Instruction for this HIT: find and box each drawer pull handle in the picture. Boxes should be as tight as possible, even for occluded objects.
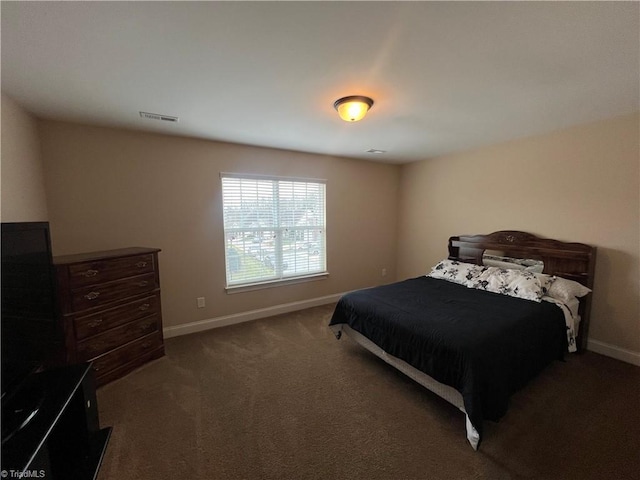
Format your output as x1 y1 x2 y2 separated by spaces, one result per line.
142 341 153 348
86 341 108 353
84 291 100 300
88 318 103 328
139 321 153 331
83 269 99 277
136 261 147 268
137 281 149 287
139 303 151 311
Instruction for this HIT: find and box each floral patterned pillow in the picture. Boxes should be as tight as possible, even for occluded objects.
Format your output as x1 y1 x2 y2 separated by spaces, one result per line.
427 259 481 286
428 260 557 303
534 273 556 298
467 266 548 302
482 254 545 273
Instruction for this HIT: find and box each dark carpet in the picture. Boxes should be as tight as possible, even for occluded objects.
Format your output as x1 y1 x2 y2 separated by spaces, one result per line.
96 304 640 480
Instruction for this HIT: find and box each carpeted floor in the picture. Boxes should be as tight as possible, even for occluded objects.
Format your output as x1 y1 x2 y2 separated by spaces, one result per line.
96 304 640 480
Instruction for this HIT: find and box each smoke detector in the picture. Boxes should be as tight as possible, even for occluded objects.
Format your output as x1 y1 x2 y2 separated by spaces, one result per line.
139 111 179 123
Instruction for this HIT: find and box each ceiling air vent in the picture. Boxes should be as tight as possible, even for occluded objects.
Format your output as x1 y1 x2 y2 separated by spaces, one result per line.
139 111 179 123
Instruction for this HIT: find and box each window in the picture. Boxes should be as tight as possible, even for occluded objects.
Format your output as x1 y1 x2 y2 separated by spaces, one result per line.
221 173 327 288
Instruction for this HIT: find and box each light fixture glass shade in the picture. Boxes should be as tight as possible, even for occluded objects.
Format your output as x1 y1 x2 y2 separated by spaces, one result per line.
334 96 374 122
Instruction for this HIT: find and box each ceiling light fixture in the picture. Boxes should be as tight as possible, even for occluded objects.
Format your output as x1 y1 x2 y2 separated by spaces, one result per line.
333 95 374 122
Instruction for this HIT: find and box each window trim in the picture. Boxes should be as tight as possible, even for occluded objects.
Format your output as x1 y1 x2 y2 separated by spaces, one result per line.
220 172 328 290
220 172 327 185
225 272 329 294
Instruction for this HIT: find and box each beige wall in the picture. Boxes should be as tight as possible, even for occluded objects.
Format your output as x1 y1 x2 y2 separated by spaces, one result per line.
397 113 640 355
10 102 638 360
39 121 400 328
1 94 49 221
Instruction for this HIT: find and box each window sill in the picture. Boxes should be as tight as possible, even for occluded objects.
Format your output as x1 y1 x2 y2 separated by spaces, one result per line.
225 272 329 294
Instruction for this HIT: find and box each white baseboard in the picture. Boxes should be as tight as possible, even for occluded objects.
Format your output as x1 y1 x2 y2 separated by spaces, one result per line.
163 292 343 339
587 339 640 366
164 295 640 368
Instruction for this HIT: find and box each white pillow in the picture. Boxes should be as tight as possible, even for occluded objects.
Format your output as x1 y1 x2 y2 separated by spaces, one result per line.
467 266 546 302
546 277 591 318
547 276 591 300
427 259 480 286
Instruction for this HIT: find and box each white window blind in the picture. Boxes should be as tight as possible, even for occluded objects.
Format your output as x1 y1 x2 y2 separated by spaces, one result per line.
221 174 327 288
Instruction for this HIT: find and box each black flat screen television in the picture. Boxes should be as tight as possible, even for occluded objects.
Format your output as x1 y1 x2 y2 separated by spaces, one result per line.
1 222 60 442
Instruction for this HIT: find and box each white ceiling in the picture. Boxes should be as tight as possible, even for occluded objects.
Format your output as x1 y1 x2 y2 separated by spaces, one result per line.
2 1 638 164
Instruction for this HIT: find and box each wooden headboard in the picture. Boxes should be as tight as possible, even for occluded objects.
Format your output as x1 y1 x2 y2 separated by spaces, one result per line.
448 230 596 352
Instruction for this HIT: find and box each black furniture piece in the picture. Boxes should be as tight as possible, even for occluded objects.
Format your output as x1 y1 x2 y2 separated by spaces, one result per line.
1 222 60 397
1 363 111 479
2 222 111 479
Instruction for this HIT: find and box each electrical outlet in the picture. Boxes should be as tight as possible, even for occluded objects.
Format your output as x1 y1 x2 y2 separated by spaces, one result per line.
381 268 387 277
197 297 205 308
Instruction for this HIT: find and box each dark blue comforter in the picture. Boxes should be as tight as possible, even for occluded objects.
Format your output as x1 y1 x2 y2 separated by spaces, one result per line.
329 276 567 443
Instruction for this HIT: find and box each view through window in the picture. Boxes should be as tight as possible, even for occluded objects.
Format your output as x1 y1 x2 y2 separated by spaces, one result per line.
221 174 326 288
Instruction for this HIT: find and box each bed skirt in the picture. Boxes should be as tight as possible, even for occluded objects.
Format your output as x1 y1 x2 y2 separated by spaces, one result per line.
330 323 480 450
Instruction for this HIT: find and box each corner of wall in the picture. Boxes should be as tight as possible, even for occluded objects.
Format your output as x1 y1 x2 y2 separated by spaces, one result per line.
1 93 49 222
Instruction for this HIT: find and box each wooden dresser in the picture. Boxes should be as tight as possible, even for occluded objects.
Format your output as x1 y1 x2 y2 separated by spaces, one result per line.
54 247 165 386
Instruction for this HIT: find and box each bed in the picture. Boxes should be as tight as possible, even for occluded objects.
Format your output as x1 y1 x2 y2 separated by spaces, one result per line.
329 231 596 449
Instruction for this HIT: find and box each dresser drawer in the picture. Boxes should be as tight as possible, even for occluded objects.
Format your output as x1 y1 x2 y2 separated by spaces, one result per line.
92 331 163 377
74 294 160 340
68 253 155 288
71 273 157 312
94 344 164 387
77 314 160 361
